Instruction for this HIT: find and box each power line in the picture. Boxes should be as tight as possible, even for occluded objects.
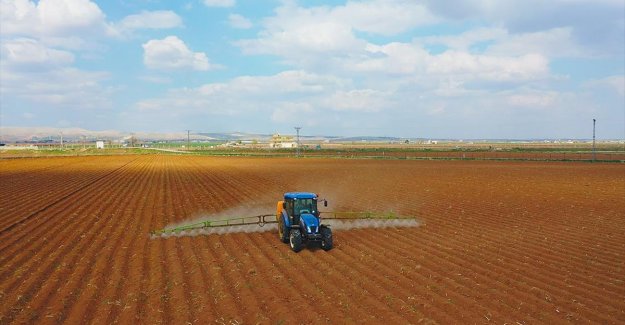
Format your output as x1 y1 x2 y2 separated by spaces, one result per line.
294 127 301 158
592 119 596 162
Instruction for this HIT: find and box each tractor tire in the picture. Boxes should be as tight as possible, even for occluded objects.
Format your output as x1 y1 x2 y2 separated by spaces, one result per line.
289 229 303 252
320 227 333 251
278 217 289 243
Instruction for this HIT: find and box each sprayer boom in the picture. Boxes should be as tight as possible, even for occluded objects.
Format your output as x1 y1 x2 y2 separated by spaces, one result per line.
151 214 275 236
150 211 411 236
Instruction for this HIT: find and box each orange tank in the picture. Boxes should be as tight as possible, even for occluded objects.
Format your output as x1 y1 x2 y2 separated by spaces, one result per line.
276 200 284 222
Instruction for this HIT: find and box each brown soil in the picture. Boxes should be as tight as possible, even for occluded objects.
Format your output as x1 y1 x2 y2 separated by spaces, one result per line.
0 156 623 324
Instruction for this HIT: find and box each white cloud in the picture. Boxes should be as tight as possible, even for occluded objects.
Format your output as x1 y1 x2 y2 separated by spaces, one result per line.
0 0 108 38
142 36 214 71
114 10 183 33
239 20 365 59
351 42 429 74
324 89 390 112
421 26 589 58
426 52 549 81
1 38 74 68
422 0 624 58
555 0 623 4
238 1 553 86
430 77 472 97
422 27 507 51
228 14 252 29
0 2 113 113
486 27 588 58
0 38 111 110
423 0 624 21
0 0 113 53
1 2 183 46
585 76 625 96
203 0 235 7
237 0 436 60
131 75 618 138
332 0 437 35
226 71 348 95
132 70 397 134
271 102 315 123
2 66 110 107
604 76 625 97
134 70 380 115
232 1 560 132
507 91 559 108
348 41 550 84
138 75 172 84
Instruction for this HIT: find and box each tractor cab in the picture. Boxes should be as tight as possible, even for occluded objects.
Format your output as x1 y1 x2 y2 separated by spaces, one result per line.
284 192 320 222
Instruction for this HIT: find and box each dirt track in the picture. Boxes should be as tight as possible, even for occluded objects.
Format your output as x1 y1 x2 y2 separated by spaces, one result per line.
0 155 623 324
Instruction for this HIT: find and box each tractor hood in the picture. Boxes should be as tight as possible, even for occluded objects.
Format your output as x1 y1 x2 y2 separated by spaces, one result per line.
300 213 320 233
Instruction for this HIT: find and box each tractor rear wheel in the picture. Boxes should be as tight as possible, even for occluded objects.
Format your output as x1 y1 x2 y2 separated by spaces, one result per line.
289 229 303 252
278 217 289 243
320 227 333 251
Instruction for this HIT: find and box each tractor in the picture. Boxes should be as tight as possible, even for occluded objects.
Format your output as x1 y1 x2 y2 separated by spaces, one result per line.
276 192 332 252
151 192 413 253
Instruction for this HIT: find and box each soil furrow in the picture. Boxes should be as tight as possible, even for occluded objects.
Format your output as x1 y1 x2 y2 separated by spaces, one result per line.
23 158 153 324
0 157 140 285
62 157 160 324
343 228 548 323
0 157 143 323
385 227 621 323
322 230 467 323
238 232 321 323
0 156 137 255
0 161 136 269
99 157 161 324
415 211 625 304
0 157 138 236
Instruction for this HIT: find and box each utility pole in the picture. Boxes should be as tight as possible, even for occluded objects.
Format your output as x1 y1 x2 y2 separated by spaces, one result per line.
186 129 191 149
294 127 301 157
60 132 63 149
592 118 596 162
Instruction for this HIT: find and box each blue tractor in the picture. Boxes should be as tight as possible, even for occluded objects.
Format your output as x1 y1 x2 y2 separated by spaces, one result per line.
276 192 332 252
151 192 413 252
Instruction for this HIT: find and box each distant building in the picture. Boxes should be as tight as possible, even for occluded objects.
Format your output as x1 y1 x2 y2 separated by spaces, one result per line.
96 140 105 149
270 133 297 148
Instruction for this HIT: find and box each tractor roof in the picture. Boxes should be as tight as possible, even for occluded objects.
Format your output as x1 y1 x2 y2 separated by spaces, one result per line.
284 192 317 200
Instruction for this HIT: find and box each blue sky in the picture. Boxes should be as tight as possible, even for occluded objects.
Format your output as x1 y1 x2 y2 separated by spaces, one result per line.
1 0 624 138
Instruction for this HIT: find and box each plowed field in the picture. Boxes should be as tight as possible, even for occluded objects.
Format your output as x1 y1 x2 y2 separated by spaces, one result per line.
1 155 623 324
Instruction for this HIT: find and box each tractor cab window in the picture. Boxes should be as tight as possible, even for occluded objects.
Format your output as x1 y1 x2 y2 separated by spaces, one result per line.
293 198 317 216
285 200 294 217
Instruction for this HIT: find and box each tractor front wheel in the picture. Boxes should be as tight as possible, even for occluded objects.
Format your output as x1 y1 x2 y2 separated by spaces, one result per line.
321 227 333 251
289 229 303 252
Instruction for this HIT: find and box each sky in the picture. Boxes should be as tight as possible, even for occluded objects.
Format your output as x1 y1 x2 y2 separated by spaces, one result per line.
1 0 624 139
